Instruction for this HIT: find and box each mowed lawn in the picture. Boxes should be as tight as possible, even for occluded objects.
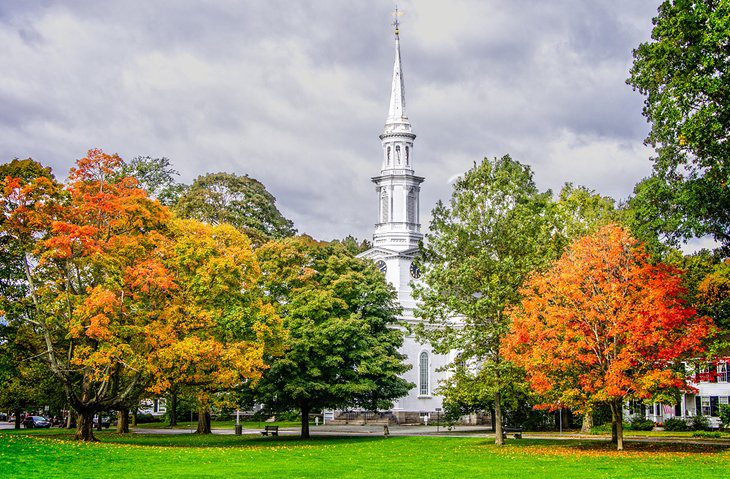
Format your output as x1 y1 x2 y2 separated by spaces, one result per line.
1 429 729 479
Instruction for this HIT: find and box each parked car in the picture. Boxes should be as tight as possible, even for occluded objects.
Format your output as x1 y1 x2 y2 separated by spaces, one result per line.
22 416 51 428
93 415 111 429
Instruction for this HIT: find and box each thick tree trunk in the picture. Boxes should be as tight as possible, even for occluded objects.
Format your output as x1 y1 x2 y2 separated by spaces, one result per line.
14 407 21 430
117 409 129 433
75 411 97 442
66 411 73 429
300 405 310 439
580 411 593 434
196 408 211 434
169 392 177 427
610 400 624 451
494 391 504 446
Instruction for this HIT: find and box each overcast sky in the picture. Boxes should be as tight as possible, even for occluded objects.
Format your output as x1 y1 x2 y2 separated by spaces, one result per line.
1 0 664 242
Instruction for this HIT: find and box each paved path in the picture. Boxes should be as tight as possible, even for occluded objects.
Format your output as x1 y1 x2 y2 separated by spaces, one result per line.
128 424 730 446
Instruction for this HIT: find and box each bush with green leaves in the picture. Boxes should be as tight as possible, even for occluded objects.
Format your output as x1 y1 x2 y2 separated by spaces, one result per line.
627 415 655 431
662 417 689 432
690 414 710 431
692 431 721 438
719 404 730 430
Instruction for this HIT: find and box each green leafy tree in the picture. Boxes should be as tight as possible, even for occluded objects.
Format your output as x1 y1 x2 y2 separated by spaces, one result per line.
120 156 187 206
627 0 730 251
413 155 558 445
251 236 412 438
174 172 295 247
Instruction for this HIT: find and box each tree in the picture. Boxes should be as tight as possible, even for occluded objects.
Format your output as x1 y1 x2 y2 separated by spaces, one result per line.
697 259 730 354
1 150 281 441
413 155 558 445
174 172 295 247
119 156 187 206
0 150 174 440
627 0 730 251
251 236 412 438
147 218 284 434
504 224 712 450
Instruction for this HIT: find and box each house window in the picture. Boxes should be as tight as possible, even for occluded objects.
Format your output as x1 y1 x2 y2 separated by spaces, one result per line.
701 397 711 416
419 351 429 396
718 363 728 383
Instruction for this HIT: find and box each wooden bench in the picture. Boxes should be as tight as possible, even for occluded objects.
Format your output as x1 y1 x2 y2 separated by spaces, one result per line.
261 425 279 436
501 426 523 439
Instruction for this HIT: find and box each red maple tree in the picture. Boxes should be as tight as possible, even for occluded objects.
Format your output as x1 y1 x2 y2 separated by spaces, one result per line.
504 224 712 450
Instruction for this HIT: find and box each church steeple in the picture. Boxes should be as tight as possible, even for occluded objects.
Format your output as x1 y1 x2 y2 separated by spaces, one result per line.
371 14 424 252
385 17 411 134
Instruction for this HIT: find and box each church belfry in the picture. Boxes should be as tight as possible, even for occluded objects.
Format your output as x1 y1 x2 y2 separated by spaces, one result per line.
373 17 424 252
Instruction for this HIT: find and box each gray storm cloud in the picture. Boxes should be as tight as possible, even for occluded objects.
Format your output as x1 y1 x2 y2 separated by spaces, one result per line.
0 0 659 241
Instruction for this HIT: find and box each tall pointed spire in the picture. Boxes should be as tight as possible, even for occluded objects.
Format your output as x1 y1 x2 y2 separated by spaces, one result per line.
384 6 411 134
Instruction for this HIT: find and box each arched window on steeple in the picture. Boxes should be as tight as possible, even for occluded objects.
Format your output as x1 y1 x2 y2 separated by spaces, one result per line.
387 146 391 165
405 146 410 165
395 145 401 164
419 351 429 396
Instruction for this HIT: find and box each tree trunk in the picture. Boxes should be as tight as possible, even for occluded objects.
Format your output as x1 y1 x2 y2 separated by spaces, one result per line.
169 392 177 427
75 410 97 442
300 405 310 439
580 411 593 434
489 408 496 432
610 400 624 451
66 411 73 429
131 407 137 427
96 413 103 431
117 409 129 433
494 391 504 446
196 408 211 434
14 407 21 430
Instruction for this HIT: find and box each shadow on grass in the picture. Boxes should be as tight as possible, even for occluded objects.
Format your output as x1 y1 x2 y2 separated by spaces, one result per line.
1 428 390 449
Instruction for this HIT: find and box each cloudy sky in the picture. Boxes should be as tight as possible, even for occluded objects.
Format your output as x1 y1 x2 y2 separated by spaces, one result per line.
1 0 663 242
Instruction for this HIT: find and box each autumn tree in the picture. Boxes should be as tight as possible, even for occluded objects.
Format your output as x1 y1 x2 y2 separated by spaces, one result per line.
174 172 295 247
504 224 712 450
251 236 411 438
147 219 283 434
698 259 730 354
414 156 558 445
627 0 730 251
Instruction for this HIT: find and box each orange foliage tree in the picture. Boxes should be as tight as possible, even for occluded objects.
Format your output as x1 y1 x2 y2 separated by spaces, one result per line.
0 149 281 440
147 218 283 433
504 224 712 450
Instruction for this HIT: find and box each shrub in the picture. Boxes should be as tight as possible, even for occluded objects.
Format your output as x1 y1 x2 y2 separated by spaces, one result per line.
690 414 710 431
135 413 160 424
692 430 721 438
627 415 655 431
663 417 690 431
719 404 730 430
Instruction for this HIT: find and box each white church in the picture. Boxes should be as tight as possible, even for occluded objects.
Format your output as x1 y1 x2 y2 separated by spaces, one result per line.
356 21 455 424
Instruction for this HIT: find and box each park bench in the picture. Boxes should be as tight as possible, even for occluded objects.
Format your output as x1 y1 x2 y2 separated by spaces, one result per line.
261 425 279 436
501 426 523 439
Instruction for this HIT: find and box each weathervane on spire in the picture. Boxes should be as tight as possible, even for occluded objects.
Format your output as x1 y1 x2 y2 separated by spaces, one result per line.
392 5 404 36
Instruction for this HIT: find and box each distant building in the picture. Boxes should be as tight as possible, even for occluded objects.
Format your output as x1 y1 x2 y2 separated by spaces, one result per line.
627 360 729 428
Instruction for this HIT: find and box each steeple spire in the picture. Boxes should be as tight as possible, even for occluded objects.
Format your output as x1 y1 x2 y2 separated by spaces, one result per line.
385 6 410 133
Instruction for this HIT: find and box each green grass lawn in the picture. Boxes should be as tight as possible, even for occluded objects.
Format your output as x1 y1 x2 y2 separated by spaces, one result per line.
1 429 729 479
134 419 304 430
